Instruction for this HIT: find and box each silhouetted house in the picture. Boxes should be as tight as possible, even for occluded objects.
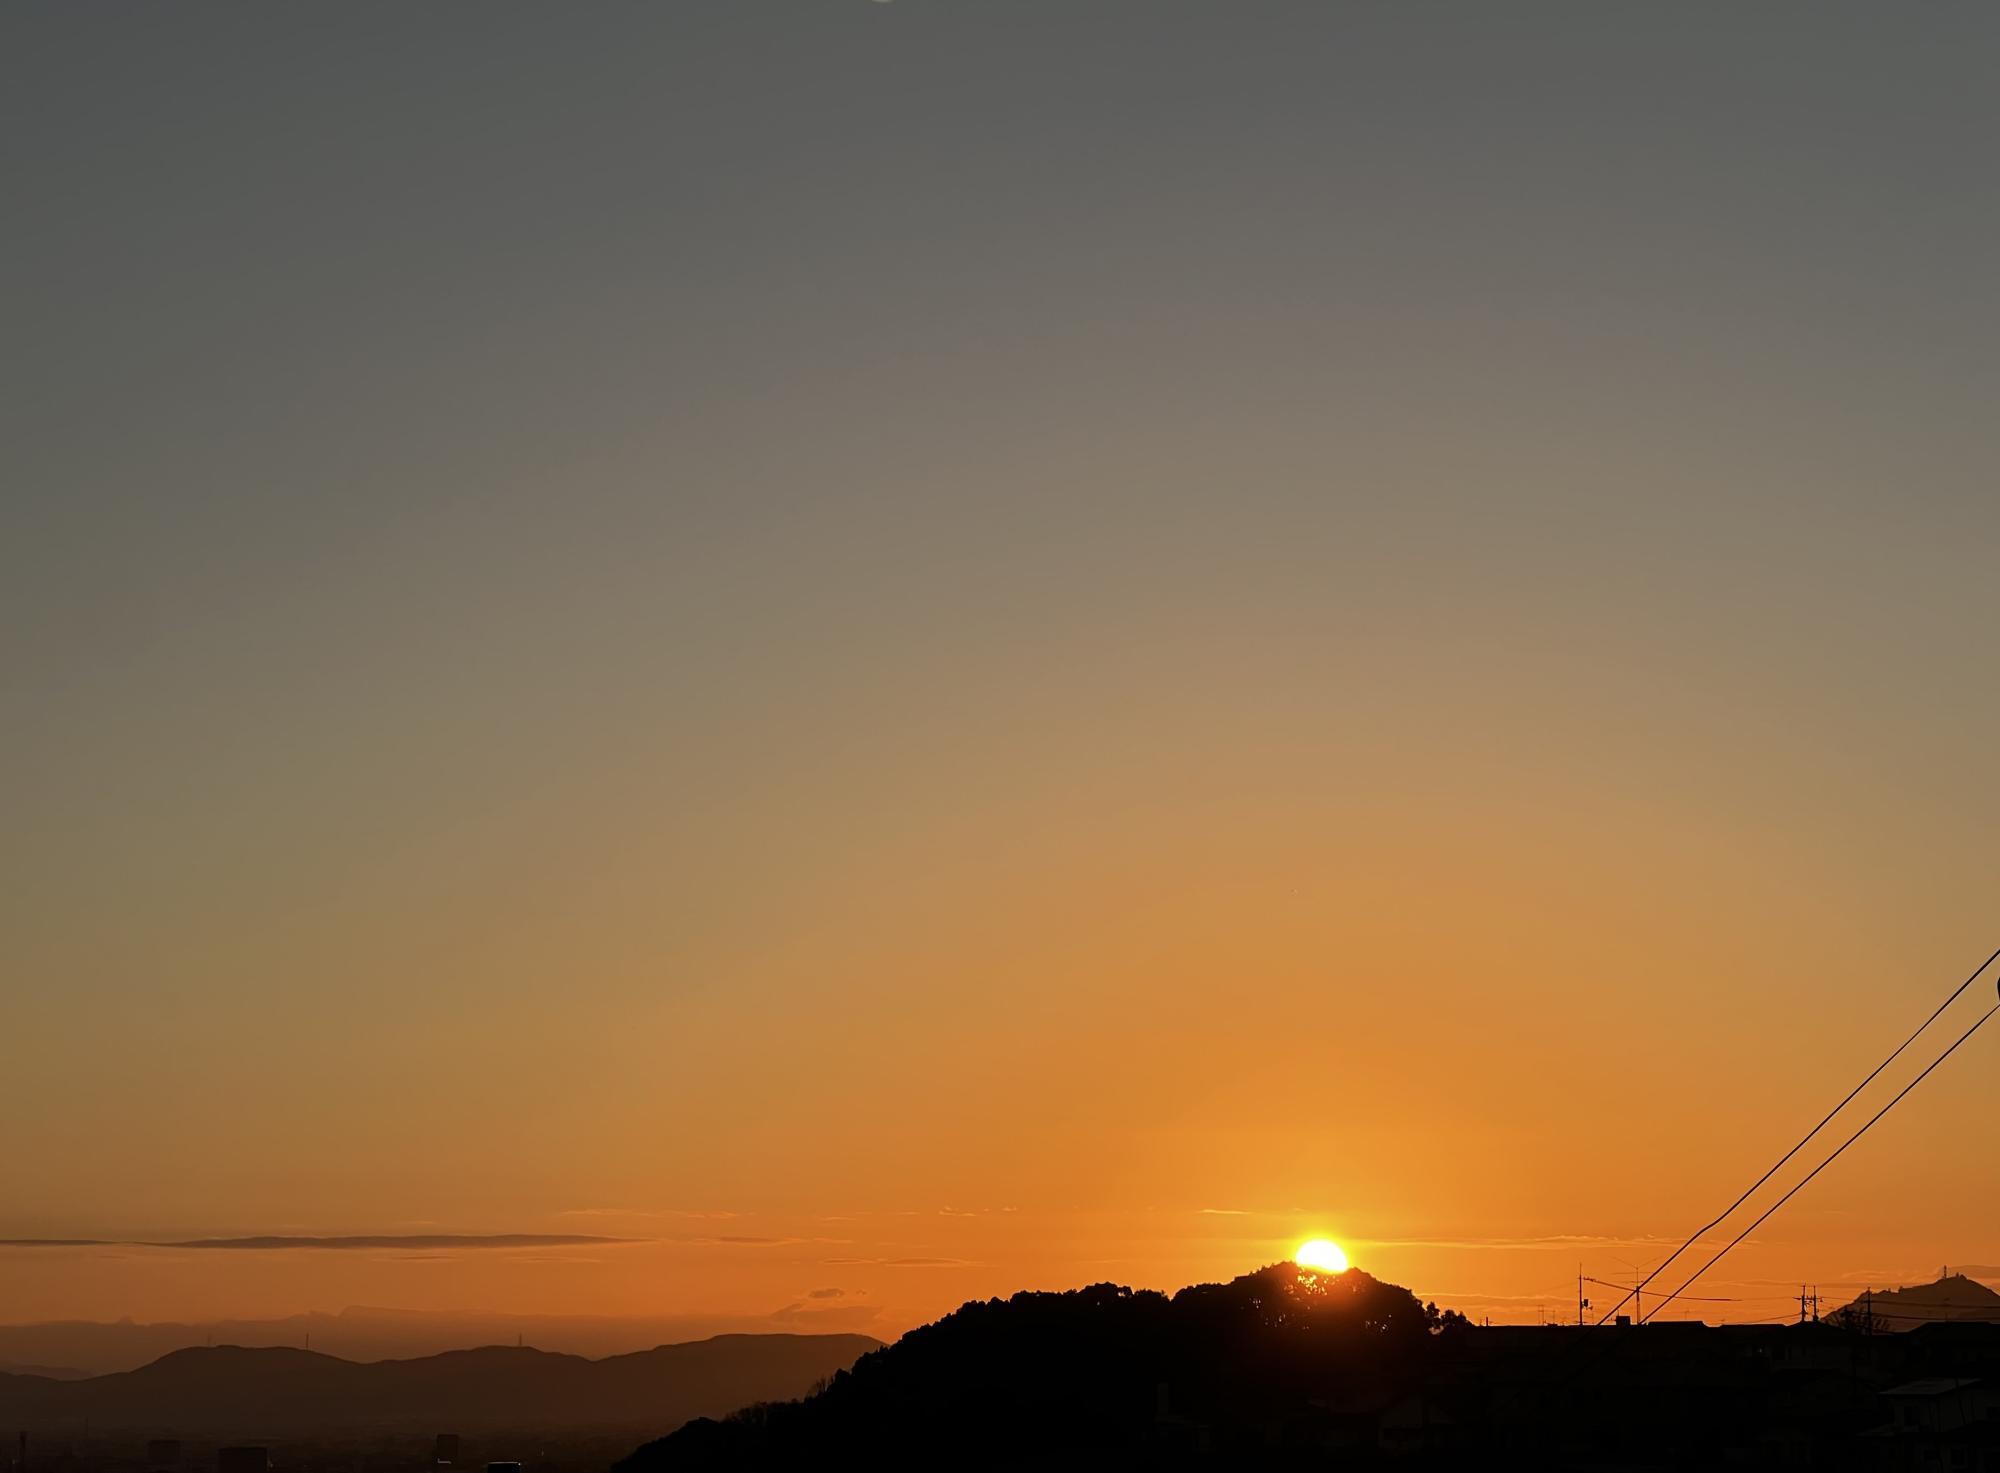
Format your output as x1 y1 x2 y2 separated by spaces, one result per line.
145 1440 182 1470
1301 1388 1384 1455
215 1449 267 1473
1871 1378 2000 1472
1150 1381 1211 1452
1884 1376 1994 1433
1376 1391 1459 1457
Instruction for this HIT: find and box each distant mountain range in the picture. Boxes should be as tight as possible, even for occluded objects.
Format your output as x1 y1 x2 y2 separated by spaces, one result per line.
0 1335 879 1436
1827 1273 2000 1330
0 1306 877 1377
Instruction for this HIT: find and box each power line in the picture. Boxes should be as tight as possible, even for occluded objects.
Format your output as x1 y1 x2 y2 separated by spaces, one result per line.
1578 1275 1761 1304
1641 999 2000 1324
1592 944 2000 1328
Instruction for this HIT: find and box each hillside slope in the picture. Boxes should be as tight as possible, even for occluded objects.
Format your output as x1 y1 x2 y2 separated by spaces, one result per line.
618 1264 1463 1467
1827 1273 2000 1330
0 1333 879 1435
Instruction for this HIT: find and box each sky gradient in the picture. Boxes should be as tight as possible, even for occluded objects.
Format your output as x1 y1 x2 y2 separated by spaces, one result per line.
6 1 2000 1338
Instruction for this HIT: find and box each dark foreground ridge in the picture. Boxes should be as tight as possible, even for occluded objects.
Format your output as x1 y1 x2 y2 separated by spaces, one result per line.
0 1333 879 1435
618 1264 2000 1470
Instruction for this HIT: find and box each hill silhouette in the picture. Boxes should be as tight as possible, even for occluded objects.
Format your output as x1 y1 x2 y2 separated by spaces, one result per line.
0 1334 878 1435
616 1265 2000 1469
0 1306 877 1376
1826 1271 2000 1330
617 1263 1467 1468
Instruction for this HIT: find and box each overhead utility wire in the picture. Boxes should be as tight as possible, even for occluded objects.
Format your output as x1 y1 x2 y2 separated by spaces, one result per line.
1578 1275 1749 1304
1640 997 2000 1324
1592 944 2000 1327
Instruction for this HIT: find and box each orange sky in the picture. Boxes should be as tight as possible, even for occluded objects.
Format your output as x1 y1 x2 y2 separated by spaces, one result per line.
7 3 2000 1340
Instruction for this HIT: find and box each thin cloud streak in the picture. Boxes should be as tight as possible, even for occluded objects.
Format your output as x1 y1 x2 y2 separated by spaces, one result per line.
0 1235 639 1251
1355 1234 1739 1252
557 1208 743 1221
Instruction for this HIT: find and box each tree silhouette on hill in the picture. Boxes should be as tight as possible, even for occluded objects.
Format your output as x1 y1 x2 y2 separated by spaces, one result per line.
616 1263 1469 1468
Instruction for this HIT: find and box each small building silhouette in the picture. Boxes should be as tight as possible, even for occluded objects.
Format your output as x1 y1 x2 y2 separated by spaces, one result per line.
1883 1376 1992 1435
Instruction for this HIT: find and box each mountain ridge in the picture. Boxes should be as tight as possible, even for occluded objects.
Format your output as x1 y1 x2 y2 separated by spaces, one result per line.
0 1306 876 1375
0 1333 880 1435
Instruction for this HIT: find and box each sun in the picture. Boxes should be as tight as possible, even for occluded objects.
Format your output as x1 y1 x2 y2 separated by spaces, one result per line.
1294 1238 1349 1274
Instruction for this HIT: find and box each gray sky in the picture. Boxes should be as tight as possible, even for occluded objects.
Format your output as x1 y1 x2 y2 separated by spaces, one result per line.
6 3 2000 1326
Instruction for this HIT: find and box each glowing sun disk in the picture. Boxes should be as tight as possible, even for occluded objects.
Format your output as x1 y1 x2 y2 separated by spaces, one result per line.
1295 1238 1349 1273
